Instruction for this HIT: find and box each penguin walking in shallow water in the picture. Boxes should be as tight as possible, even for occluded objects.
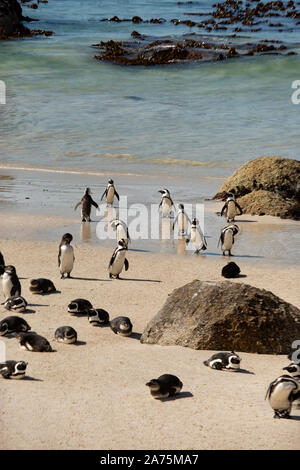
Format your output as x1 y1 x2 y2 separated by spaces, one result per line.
173 204 191 236
146 374 183 399
55 326 77 344
203 352 241 371
0 316 31 336
189 218 207 254
30 278 56 294
110 219 130 247
158 189 175 218
110 316 133 336
221 193 243 222
4 296 28 313
219 223 240 256
0 361 28 379
108 239 129 279
16 332 53 352
265 374 300 419
0 251 5 276
58 233 75 279
101 179 119 206
74 187 99 222
2 265 21 300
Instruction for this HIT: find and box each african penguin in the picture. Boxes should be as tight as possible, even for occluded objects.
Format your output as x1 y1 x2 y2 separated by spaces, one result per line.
68 298 93 315
30 278 57 294
203 352 241 371
110 219 130 247
221 261 241 278
283 363 300 409
158 189 175 218
55 326 77 344
2 265 21 300
108 239 129 279
146 374 183 399
88 308 110 326
0 316 31 336
16 332 53 352
0 251 5 276
190 218 207 254
58 233 75 279
221 193 243 222
219 224 240 256
0 360 28 379
265 375 300 419
4 296 28 313
173 204 190 236
110 316 133 337
74 187 99 222
101 179 120 206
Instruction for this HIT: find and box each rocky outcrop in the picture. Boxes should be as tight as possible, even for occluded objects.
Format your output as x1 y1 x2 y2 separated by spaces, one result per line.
213 156 300 220
140 280 300 354
0 0 30 38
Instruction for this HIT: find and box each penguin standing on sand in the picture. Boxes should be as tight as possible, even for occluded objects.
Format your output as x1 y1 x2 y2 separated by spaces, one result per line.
2 266 21 300
0 361 28 379
0 251 5 276
203 352 241 371
158 189 175 218
108 239 129 279
101 179 119 206
58 233 75 279
110 316 133 336
221 193 243 222
16 332 53 352
173 204 191 236
219 224 240 256
74 187 99 222
283 363 300 409
189 218 207 254
146 374 183 399
265 374 300 419
110 219 130 247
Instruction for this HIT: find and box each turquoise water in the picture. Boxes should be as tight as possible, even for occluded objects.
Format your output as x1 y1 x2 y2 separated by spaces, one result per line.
0 0 300 180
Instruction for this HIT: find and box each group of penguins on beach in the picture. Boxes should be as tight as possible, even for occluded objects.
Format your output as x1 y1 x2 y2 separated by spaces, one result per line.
1 179 300 420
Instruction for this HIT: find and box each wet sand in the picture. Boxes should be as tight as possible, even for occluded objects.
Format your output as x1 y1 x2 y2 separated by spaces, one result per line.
1 214 300 450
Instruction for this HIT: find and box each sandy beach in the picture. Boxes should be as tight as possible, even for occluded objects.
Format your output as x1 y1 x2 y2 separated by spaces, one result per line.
1 212 300 450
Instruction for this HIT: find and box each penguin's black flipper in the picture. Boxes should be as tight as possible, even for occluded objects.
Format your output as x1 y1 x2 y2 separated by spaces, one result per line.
124 258 129 271
220 202 227 217
114 190 120 201
74 201 82 211
0 370 10 379
235 202 243 215
101 189 107 201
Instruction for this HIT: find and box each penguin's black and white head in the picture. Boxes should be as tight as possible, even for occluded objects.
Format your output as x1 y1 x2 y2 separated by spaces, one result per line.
146 379 160 391
158 189 170 197
178 203 184 211
228 352 241 369
283 362 300 377
108 179 114 185
0 322 8 335
4 265 16 276
85 187 91 195
192 218 197 227
117 239 127 250
61 233 73 244
15 361 27 372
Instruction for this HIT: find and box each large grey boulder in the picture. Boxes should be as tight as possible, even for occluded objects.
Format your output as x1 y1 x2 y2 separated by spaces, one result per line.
140 280 300 354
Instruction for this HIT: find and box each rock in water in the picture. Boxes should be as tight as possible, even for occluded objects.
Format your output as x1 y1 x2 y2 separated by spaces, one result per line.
222 262 240 278
0 0 30 38
140 280 300 354
213 156 300 220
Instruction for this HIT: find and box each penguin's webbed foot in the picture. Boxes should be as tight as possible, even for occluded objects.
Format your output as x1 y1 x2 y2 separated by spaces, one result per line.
60 275 65 279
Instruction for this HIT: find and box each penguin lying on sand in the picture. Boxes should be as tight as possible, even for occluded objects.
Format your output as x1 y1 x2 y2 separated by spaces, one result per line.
203 352 241 371
2 265 21 300
68 298 93 315
265 374 300 419
4 296 28 313
0 361 28 379
88 309 110 326
110 316 132 337
30 278 56 294
108 239 129 279
221 262 241 278
58 233 75 279
16 332 53 352
55 326 77 344
0 316 31 336
74 187 99 222
146 374 183 399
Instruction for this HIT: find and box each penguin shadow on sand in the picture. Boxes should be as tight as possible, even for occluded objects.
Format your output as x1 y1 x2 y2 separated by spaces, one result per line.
158 391 194 402
118 277 161 283
127 332 142 341
23 376 43 382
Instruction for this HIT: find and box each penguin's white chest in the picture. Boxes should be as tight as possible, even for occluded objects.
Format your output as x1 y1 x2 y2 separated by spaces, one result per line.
60 245 74 274
191 227 201 248
110 250 126 275
162 198 172 217
227 201 236 219
116 225 128 244
222 230 233 251
106 186 115 204
177 212 187 234
269 382 296 410
2 273 13 299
